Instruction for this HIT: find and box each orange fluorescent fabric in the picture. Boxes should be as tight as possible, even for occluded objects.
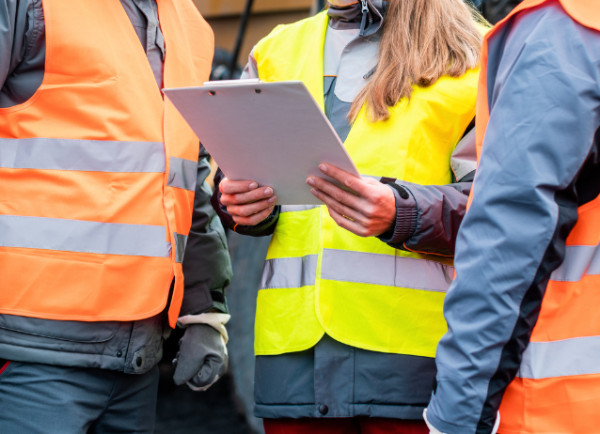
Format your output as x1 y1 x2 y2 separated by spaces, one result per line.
500 374 600 434
0 0 214 327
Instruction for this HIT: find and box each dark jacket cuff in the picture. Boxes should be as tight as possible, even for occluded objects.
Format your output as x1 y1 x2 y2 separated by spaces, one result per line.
377 183 418 245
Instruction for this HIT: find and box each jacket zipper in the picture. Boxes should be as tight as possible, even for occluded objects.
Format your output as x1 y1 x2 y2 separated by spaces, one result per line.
359 0 369 36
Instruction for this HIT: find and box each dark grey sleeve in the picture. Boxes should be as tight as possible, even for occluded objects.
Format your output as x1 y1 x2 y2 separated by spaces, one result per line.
0 0 22 88
180 146 233 316
379 130 476 257
426 5 600 434
0 0 45 108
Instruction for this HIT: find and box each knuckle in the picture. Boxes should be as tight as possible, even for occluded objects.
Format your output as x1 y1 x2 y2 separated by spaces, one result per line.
359 216 371 228
333 192 344 202
363 206 375 218
372 191 384 203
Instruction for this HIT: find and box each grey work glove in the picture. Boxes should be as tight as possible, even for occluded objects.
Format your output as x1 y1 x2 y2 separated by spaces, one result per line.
172 323 228 391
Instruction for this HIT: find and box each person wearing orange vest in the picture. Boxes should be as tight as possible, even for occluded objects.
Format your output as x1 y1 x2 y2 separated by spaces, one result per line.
0 1 232 433
424 1 600 433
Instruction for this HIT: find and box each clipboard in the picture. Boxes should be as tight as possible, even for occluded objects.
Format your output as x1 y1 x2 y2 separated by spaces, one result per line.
164 80 360 205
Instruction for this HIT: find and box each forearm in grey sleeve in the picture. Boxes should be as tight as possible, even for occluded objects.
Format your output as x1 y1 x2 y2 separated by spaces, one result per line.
180 146 233 315
426 6 600 434
379 130 477 256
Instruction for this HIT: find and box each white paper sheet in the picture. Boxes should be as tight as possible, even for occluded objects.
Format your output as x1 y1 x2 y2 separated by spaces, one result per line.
164 80 360 205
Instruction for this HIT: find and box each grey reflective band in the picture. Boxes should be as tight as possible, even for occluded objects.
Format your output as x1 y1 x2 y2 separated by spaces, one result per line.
321 249 453 292
260 255 318 289
174 232 188 263
259 250 453 292
0 215 171 257
280 205 320 213
551 244 600 282
0 138 165 173
168 157 197 192
518 335 600 379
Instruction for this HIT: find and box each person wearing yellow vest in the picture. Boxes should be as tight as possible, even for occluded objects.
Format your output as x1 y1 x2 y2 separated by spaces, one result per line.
213 0 486 432
0 1 232 432
424 1 600 433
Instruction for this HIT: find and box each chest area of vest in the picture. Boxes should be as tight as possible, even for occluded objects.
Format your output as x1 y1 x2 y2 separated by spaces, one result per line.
39 1 200 111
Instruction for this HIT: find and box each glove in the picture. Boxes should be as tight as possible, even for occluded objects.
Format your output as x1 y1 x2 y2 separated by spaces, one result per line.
423 409 500 434
172 322 228 391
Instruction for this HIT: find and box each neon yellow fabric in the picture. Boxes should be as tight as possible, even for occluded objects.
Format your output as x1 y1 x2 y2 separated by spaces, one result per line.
253 11 479 356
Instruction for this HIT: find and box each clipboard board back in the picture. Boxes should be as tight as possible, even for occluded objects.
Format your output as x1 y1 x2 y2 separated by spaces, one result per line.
164 80 360 205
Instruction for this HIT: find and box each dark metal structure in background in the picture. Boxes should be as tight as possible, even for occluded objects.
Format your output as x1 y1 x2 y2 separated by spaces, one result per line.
229 0 256 79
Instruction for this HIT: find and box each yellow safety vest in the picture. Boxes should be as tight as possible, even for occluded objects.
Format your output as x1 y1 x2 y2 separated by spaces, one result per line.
253 11 479 357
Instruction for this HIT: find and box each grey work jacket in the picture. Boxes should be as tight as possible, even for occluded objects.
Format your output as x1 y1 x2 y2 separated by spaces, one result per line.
427 4 600 433
0 0 232 374
213 0 478 419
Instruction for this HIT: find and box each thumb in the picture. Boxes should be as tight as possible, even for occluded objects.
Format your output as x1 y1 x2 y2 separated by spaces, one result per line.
187 355 227 391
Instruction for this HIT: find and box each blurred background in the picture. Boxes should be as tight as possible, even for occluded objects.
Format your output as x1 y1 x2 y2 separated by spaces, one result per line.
154 1 523 433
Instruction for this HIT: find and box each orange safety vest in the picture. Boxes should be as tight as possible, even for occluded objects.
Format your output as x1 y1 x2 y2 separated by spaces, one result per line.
476 1 600 432
0 0 214 328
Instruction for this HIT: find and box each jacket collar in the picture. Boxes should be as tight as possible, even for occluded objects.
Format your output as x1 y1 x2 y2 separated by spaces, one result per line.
328 0 387 35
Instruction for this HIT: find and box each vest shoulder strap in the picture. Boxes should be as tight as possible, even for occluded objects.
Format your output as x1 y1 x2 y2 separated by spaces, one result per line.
496 0 600 32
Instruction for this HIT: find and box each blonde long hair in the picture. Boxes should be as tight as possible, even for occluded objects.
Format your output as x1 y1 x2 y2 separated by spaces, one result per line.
348 0 485 123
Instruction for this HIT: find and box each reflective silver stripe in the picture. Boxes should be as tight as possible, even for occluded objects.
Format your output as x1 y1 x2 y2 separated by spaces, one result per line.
168 157 197 192
321 249 453 292
551 244 600 282
174 232 188 263
0 215 171 257
518 335 600 379
260 250 453 292
260 255 318 289
280 205 320 213
0 138 165 173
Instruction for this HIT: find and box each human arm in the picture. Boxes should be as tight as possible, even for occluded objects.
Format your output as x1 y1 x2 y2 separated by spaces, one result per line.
173 145 234 390
307 130 476 255
379 129 477 256
426 5 600 434
179 146 233 316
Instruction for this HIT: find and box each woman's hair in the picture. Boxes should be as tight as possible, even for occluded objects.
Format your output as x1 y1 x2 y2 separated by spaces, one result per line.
348 0 486 123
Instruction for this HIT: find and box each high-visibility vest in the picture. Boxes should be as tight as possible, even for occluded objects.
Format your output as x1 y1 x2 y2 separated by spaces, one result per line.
0 0 214 328
252 12 480 356
475 1 600 432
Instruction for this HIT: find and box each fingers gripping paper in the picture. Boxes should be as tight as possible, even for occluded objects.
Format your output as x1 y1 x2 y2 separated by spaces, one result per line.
164 80 360 205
